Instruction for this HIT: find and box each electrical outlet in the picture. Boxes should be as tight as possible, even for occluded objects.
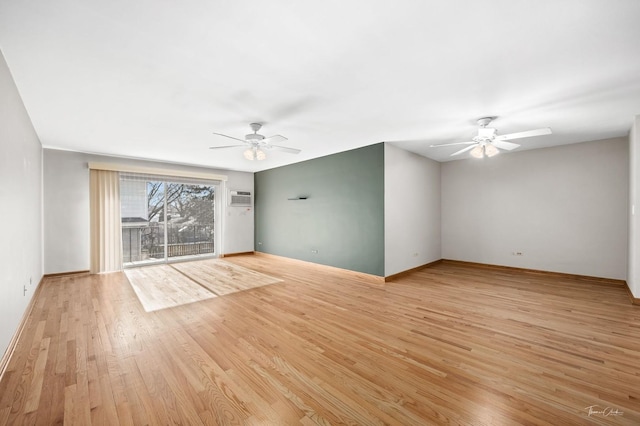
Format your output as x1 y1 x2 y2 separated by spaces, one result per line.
512 251 523 256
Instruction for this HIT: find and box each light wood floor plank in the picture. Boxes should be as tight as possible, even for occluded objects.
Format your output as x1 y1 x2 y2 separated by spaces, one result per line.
1 256 640 424
171 259 282 296
125 264 217 312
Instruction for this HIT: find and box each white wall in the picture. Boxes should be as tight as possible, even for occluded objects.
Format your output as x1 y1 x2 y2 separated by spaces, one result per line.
0 51 43 359
629 116 640 297
43 149 254 274
384 143 441 276
442 138 628 280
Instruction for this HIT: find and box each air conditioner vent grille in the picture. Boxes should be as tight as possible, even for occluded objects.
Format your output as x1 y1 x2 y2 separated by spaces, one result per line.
229 190 252 206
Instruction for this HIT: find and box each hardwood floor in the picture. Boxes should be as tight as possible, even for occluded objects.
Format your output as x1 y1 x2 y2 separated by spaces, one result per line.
123 259 282 312
125 263 218 312
1 255 639 425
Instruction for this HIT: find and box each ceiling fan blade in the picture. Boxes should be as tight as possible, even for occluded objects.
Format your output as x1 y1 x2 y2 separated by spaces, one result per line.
209 144 245 150
451 144 478 156
268 145 301 154
491 140 520 151
430 141 476 148
262 134 288 145
495 127 551 141
212 132 248 144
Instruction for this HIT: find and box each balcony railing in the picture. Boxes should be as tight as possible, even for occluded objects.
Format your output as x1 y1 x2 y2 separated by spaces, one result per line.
148 241 214 258
123 223 214 263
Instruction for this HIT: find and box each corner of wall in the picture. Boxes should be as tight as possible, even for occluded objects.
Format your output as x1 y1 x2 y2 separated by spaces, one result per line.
628 115 640 298
384 144 441 276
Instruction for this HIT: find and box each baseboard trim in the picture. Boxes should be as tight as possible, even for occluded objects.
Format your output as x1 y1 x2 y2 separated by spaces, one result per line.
442 259 628 285
384 260 443 282
624 282 640 305
220 251 255 258
254 252 385 283
226 253 638 305
43 270 90 278
0 275 45 382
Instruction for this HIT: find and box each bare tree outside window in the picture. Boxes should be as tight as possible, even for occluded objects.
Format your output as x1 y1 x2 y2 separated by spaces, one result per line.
122 178 216 265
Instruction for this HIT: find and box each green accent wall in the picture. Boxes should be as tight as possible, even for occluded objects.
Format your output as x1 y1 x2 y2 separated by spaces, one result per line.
255 143 384 276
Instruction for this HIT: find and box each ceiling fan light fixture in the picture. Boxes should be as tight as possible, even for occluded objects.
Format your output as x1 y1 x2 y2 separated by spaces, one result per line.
484 143 499 157
243 148 255 160
470 145 484 159
244 147 266 161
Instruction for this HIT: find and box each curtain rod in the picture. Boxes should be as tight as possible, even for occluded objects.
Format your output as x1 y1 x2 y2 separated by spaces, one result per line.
87 162 228 181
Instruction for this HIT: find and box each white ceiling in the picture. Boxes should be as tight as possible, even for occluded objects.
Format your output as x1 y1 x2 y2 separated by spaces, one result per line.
1 0 639 172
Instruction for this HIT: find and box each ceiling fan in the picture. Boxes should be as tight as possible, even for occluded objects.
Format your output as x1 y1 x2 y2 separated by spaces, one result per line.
430 117 552 158
209 123 300 161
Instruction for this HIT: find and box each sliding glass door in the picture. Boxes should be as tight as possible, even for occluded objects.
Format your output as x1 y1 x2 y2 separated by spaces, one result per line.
121 174 219 266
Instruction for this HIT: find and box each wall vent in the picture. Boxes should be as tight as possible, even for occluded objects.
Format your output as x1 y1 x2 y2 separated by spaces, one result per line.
229 190 252 206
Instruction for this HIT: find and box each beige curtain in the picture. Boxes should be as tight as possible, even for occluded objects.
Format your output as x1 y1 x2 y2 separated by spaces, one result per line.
89 169 123 273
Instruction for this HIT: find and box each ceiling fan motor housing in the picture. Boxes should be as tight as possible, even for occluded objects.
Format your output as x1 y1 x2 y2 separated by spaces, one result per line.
477 117 495 127
247 122 265 142
246 133 265 141
477 127 497 139
474 127 497 144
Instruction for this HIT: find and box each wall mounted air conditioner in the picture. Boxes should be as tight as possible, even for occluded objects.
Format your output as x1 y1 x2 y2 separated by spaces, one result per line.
229 190 252 206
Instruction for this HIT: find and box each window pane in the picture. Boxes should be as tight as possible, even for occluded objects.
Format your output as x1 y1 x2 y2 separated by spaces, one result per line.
121 179 165 265
166 183 215 259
